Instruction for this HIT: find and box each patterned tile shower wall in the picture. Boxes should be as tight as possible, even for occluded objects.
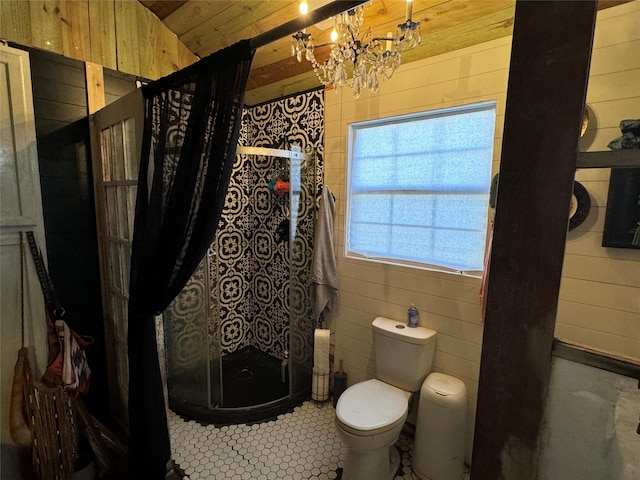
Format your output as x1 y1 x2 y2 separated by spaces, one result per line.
218 89 325 360
164 89 325 383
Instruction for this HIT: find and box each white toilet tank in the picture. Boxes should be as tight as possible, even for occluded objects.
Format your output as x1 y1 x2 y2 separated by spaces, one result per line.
372 317 437 392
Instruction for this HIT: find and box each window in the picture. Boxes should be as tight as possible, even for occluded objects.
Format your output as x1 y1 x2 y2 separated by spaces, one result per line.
346 101 496 275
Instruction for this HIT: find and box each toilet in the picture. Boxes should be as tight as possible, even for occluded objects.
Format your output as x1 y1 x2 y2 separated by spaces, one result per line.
335 317 437 480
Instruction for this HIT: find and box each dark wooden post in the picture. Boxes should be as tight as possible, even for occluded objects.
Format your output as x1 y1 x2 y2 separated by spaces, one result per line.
470 1 598 479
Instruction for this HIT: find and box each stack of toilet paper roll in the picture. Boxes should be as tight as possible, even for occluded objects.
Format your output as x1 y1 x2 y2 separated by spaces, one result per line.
312 329 330 401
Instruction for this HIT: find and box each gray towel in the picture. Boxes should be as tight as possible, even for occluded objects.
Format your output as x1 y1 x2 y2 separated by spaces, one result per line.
310 186 338 324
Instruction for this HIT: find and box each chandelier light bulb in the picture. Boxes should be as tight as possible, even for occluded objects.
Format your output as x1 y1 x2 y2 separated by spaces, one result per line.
299 0 308 15
330 27 338 43
386 31 393 51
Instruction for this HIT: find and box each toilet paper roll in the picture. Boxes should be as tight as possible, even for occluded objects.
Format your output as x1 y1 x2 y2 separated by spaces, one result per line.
313 329 331 374
312 369 330 402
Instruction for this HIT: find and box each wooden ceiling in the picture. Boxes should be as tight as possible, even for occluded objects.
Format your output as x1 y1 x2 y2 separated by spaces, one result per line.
139 0 628 105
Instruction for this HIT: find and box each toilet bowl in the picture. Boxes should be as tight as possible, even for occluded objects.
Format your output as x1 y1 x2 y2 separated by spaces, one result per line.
333 317 437 480
335 379 410 480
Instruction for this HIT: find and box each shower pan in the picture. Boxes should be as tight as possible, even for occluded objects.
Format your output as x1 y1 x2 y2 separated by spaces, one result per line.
164 145 317 425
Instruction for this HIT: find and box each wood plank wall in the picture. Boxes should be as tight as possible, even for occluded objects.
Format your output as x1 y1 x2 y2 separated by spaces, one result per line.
558 2 640 361
325 37 510 463
324 0 639 464
0 0 197 80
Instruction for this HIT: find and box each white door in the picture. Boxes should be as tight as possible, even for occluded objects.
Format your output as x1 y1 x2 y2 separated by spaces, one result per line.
89 88 144 430
0 44 49 473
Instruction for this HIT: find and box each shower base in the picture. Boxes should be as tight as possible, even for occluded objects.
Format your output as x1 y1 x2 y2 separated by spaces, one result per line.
222 346 288 407
169 346 310 426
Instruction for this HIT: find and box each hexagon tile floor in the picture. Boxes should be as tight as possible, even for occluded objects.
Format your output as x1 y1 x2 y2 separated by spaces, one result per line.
168 400 433 480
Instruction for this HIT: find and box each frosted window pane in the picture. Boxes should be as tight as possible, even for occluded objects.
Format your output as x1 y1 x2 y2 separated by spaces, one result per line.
347 102 496 272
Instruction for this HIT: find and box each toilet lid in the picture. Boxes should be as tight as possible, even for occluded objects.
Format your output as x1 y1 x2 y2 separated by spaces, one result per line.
336 379 408 431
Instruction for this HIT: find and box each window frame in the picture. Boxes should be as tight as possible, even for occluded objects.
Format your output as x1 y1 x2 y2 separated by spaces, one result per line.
344 100 497 277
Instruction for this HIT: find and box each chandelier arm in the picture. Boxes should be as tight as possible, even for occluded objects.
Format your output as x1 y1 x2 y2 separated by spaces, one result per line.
250 0 368 50
347 25 359 44
311 42 333 49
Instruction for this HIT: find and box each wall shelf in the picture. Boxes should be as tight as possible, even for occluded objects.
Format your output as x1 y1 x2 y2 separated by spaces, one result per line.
576 149 640 168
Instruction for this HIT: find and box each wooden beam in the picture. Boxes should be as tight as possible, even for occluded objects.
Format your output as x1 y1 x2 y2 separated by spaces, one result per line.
85 61 106 114
88 0 117 70
470 1 598 479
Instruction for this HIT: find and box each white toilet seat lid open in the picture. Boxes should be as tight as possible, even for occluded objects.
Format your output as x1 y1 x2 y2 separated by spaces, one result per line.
336 379 409 431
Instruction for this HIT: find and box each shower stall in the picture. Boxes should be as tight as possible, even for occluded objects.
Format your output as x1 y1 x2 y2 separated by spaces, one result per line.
163 92 322 423
163 90 324 425
164 145 316 424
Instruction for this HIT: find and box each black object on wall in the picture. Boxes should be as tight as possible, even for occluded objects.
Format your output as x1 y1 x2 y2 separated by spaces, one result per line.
603 168 640 249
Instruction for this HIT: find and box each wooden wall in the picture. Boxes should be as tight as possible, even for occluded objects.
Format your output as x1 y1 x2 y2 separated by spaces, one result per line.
0 0 197 80
326 35 509 464
325 0 639 464
558 2 640 361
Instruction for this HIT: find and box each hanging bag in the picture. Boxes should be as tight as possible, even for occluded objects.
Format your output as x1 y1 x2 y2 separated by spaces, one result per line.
9 232 79 480
46 320 93 393
23 232 127 476
12 232 125 478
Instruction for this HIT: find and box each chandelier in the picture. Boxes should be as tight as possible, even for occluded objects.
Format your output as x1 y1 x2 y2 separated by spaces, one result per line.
292 0 421 97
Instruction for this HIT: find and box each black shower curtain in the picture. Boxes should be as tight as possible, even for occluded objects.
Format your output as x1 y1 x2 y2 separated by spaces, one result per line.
127 40 254 478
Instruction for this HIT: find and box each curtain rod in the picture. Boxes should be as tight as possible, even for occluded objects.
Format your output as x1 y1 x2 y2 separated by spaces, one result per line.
249 1 369 50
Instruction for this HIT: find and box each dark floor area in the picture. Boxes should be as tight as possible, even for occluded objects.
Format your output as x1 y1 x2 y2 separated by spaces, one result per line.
221 346 289 408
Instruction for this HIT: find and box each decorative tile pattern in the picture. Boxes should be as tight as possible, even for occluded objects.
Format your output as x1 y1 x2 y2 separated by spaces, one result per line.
169 401 467 480
220 88 324 360
164 90 325 390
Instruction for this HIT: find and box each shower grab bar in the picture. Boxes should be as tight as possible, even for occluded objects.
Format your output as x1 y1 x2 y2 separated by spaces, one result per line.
237 145 312 161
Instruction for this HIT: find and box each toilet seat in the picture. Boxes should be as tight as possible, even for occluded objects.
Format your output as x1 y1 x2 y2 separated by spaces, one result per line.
336 415 406 437
336 379 409 434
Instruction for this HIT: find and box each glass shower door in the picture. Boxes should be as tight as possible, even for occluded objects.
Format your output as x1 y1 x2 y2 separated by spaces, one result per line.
288 148 316 397
164 249 221 409
164 146 316 422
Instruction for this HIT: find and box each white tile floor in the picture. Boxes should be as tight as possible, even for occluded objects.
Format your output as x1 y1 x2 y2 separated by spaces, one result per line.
168 400 429 480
